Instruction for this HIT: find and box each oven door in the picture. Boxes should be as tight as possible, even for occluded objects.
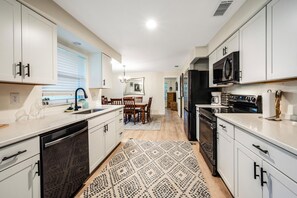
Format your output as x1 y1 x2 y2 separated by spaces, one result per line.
199 113 217 175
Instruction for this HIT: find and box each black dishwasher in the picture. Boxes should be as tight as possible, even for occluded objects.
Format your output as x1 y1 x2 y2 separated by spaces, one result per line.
40 121 89 198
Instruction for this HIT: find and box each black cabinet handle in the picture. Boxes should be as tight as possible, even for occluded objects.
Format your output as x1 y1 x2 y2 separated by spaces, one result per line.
15 62 22 76
35 160 41 176
25 64 30 77
104 125 106 133
219 124 226 129
120 132 123 135
2 150 27 162
103 79 105 86
254 162 259 179
252 144 268 154
261 167 267 186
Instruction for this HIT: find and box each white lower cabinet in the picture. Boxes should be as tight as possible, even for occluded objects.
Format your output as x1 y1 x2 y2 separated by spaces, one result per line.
0 152 40 198
234 141 262 198
88 108 123 173
217 131 234 196
104 119 116 155
89 123 106 172
218 118 297 198
263 161 297 198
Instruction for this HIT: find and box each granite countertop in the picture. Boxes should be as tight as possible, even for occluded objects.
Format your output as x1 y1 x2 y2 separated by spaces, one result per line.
216 113 297 156
0 105 124 148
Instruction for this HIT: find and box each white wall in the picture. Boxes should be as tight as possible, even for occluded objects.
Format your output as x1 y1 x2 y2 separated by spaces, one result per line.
223 80 297 118
102 72 178 115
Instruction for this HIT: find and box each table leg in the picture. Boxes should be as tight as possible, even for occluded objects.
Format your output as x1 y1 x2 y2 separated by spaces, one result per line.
142 107 145 124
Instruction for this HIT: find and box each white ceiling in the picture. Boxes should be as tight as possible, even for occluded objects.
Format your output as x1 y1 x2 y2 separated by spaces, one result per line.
54 0 246 72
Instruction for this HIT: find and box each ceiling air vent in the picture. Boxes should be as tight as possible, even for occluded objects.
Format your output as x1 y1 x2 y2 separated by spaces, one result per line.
213 0 233 16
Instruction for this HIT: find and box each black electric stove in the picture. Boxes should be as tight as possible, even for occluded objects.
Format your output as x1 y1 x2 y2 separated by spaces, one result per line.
199 94 262 176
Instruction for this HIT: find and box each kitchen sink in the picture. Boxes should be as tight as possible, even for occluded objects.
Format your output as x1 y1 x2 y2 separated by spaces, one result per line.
73 108 105 114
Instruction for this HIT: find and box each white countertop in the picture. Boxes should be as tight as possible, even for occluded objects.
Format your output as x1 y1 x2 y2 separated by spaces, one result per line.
0 105 124 148
216 113 297 156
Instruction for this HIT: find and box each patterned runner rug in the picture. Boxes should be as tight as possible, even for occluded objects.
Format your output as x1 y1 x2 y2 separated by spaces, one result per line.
82 139 211 198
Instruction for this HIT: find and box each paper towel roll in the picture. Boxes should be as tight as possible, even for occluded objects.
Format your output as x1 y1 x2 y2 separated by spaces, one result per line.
262 91 276 118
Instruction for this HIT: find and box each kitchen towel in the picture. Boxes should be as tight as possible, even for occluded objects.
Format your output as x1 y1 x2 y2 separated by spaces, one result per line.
262 90 276 119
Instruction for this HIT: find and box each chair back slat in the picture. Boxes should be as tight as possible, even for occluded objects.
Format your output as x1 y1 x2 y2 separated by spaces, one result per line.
111 98 123 105
123 98 135 109
135 96 143 103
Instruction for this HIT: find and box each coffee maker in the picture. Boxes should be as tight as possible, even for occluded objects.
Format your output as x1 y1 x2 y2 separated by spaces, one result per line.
211 92 222 105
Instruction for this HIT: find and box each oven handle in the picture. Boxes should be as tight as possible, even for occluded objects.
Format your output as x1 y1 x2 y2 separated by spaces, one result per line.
199 112 214 122
44 126 88 148
199 115 215 129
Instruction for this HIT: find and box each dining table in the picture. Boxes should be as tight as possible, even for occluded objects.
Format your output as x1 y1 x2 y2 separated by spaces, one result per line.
135 103 147 124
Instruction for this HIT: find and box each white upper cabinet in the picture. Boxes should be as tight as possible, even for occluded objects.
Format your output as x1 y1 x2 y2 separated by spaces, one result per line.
267 0 297 80
101 53 112 88
240 8 266 84
216 32 239 61
0 0 57 85
22 6 57 84
208 52 216 87
0 0 22 82
89 53 112 89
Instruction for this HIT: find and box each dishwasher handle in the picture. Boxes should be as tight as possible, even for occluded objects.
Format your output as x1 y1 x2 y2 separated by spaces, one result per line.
44 126 88 148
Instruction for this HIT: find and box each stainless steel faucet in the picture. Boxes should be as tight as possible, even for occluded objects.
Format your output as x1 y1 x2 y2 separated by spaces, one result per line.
74 88 88 111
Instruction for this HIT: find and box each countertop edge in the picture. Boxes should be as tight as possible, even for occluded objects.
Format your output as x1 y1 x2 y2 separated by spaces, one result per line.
0 105 124 148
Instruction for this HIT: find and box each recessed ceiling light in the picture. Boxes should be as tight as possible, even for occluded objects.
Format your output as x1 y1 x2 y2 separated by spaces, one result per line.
146 19 157 30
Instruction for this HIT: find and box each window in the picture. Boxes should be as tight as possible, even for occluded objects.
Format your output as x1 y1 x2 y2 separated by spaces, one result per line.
42 45 87 106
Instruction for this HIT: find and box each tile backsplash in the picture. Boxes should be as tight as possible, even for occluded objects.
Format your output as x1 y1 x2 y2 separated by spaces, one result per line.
223 79 297 119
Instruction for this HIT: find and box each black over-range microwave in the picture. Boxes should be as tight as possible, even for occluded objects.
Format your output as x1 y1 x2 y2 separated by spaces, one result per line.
213 51 239 84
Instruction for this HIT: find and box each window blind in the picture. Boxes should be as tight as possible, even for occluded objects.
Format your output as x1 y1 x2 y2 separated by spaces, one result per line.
42 45 87 105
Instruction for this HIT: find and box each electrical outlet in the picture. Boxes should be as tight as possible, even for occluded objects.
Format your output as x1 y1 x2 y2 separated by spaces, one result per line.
10 92 20 104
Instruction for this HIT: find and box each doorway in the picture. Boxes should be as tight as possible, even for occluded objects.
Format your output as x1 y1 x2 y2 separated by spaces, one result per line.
164 77 177 111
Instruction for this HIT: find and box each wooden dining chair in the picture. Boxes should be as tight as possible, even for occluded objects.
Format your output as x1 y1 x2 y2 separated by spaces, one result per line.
123 98 139 125
135 96 143 103
110 98 123 105
145 97 153 122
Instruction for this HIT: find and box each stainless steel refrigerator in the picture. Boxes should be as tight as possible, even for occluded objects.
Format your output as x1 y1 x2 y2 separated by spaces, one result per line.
183 70 213 141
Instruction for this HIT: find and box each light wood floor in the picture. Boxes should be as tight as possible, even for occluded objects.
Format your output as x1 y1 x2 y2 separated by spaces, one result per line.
76 109 232 198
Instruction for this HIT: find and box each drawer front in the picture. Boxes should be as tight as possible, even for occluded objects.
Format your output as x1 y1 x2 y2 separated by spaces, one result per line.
235 127 297 182
217 118 235 139
115 114 124 130
88 111 115 129
116 108 124 116
0 137 39 171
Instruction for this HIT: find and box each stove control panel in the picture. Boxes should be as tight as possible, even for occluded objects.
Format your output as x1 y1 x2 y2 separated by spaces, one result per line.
229 94 258 104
